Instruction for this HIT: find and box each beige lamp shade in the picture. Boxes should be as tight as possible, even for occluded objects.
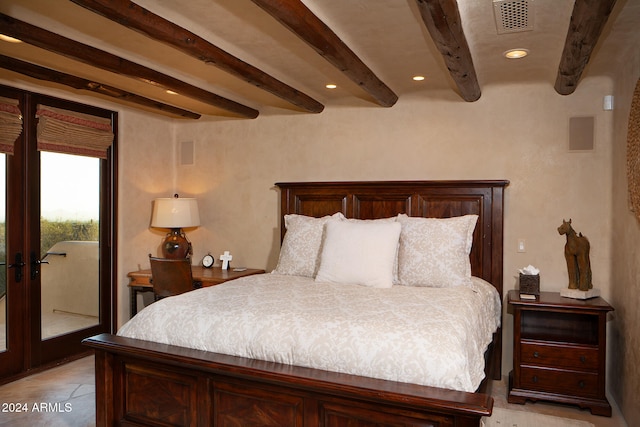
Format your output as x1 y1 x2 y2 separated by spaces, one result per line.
151 197 200 229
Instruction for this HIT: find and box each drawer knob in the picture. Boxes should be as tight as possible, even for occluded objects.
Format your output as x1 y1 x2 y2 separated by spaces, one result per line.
533 351 540 358
580 355 586 363
579 380 585 388
532 376 538 383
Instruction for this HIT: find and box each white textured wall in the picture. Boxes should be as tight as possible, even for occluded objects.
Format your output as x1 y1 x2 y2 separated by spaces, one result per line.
610 52 640 424
116 109 176 325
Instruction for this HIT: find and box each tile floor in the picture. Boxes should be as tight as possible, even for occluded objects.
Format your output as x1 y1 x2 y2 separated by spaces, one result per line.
0 356 95 426
0 356 629 426
491 375 628 427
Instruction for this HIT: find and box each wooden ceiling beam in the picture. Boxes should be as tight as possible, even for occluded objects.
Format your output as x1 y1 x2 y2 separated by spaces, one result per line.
415 0 481 102
0 55 201 119
70 0 324 114
250 0 398 108
0 13 257 118
554 0 618 95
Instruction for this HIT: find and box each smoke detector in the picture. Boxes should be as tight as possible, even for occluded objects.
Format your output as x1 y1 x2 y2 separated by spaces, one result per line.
493 0 534 34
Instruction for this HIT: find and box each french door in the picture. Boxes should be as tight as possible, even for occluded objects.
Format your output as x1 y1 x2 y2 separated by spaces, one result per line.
0 85 116 379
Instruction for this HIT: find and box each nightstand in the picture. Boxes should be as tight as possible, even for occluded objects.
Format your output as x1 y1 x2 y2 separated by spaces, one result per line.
128 266 265 317
507 290 613 416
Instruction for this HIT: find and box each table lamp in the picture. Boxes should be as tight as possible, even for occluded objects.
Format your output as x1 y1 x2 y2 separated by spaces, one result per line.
151 194 200 259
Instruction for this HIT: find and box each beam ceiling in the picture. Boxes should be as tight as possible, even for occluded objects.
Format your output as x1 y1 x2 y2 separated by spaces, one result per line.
0 0 629 119
0 13 258 118
250 0 398 108
0 54 201 119
70 0 325 114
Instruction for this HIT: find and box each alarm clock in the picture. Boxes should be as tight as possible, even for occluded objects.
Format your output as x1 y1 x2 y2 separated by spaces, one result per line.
202 253 214 268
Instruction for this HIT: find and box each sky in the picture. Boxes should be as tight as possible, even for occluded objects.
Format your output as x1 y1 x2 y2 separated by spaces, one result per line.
1 152 100 222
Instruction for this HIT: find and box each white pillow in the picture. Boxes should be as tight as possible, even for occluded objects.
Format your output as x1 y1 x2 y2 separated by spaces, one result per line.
273 213 343 277
315 219 401 288
341 215 400 283
396 214 478 287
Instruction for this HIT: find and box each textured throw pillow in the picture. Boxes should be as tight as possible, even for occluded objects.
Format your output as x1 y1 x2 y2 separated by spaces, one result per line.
315 219 401 288
396 214 478 287
273 213 343 277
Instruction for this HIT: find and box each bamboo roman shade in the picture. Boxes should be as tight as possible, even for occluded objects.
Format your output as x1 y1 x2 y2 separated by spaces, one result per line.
0 96 23 155
36 105 114 159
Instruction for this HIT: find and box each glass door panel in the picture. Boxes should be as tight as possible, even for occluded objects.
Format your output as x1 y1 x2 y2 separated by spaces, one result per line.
1 153 5 352
40 151 100 340
0 86 115 380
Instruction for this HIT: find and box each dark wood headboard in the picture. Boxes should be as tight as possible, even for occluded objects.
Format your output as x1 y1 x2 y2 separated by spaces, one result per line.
276 180 509 378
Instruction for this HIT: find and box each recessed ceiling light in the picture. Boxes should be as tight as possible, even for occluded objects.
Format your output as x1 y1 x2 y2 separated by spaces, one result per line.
412 75 425 81
0 34 22 43
325 84 337 89
504 48 529 59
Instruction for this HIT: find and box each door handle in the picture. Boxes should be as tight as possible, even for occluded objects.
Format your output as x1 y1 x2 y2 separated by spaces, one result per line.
8 252 26 282
30 252 49 280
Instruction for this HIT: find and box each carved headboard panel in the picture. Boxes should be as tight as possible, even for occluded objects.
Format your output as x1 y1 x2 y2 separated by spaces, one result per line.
276 180 509 297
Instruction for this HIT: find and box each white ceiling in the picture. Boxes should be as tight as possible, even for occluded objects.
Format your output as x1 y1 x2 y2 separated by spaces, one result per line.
0 0 638 119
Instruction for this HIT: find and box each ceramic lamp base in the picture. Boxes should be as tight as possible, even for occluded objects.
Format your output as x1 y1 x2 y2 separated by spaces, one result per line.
162 228 191 259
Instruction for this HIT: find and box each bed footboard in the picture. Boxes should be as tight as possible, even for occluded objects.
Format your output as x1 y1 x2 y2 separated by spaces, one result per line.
85 334 492 427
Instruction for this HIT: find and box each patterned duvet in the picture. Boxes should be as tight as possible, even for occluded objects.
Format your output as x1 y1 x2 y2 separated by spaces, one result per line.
118 273 501 392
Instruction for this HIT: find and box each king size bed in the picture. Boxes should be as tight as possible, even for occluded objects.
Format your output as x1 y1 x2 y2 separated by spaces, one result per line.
84 179 509 427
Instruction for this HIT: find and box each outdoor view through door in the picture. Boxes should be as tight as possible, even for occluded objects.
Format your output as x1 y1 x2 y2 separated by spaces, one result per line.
40 152 100 340
0 86 116 380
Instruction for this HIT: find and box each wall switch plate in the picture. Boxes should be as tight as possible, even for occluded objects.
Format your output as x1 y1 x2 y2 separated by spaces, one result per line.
517 239 526 253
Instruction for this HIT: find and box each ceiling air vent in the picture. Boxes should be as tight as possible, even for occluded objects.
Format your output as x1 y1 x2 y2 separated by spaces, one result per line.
493 0 534 34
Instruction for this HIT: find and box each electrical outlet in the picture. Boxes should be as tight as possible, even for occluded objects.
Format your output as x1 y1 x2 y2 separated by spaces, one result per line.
517 239 526 253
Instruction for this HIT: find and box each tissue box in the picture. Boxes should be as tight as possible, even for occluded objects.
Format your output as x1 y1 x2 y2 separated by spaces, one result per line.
519 273 540 296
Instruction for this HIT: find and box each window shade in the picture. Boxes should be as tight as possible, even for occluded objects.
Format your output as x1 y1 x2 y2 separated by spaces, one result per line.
0 96 23 155
36 105 113 159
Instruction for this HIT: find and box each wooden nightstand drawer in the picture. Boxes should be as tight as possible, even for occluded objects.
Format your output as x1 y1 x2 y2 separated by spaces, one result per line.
521 342 599 370
520 366 599 398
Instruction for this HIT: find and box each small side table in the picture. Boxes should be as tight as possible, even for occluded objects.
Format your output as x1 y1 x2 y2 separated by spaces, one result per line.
127 265 265 317
507 290 614 416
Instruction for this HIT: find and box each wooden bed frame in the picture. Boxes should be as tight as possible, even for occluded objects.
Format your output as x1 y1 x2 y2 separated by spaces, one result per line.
84 180 509 427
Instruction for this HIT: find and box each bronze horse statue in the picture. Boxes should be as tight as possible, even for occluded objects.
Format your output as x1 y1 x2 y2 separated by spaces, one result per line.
557 219 593 291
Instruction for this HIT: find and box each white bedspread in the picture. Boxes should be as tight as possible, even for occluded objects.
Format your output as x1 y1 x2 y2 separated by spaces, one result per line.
118 274 501 392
